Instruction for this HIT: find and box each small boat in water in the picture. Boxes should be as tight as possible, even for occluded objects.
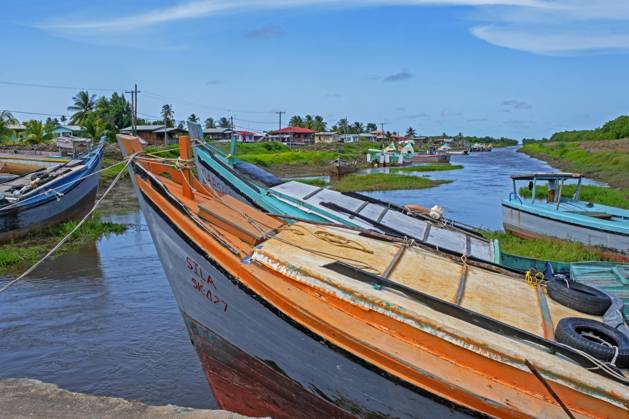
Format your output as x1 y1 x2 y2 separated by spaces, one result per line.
328 157 357 176
0 140 104 243
503 173 629 260
119 133 629 418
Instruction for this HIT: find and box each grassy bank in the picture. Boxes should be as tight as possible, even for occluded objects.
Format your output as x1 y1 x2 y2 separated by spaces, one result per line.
519 139 629 190
332 173 450 192
518 184 629 209
484 231 611 263
0 218 127 272
394 164 463 172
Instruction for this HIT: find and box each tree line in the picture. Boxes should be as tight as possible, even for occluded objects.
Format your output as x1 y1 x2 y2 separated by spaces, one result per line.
288 115 379 134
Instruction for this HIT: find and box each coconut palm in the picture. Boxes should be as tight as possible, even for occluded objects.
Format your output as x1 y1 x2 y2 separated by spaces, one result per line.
312 115 327 132
83 114 108 141
218 117 231 128
68 91 97 125
22 120 53 145
204 117 216 129
188 113 200 123
337 118 350 134
289 115 304 127
161 104 175 128
352 121 364 134
0 111 19 143
406 127 416 138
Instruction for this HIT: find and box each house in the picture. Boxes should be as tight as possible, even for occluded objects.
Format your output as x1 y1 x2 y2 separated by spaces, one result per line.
359 133 377 142
204 128 233 141
338 133 360 143
120 125 187 145
6 124 26 142
235 130 257 143
52 125 83 138
268 126 316 144
314 132 339 144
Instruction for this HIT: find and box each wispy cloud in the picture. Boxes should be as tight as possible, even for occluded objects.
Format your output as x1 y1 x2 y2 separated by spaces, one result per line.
206 79 222 85
502 99 532 110
37 0 629 55
440 110 463 117
396 112 430 120
245 25 284 39
383 71 414 82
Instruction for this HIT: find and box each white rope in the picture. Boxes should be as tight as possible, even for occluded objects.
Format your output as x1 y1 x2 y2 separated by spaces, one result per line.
0 155 134 294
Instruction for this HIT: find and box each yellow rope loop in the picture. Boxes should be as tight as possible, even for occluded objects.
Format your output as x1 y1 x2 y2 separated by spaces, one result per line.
460 254 468 267
524 270 545 288
313 230 374 254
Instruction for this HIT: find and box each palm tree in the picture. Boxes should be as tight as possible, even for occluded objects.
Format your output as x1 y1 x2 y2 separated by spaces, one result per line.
83 114 108 141
204 117 216 129
352 121 364 134
289 115 304 127
188 113 199 123
337 118 349 134
68 91 96 125
0 111 18 143
22 120 53 145
312 115 326 132
218 117 231 128
366 122 378 132
406 127 416 138
304 115 314 129
161 104 175 128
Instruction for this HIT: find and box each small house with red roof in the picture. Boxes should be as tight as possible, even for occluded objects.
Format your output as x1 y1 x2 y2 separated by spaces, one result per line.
268 126 316 144
236 130 257 143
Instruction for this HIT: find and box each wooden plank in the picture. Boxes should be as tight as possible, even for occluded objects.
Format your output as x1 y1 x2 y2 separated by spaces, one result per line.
422 224 431 242
376 208 389 223
350 201 369 219
382 245 406 279
536 286 555 340
453 265 469 306
302 187 323 200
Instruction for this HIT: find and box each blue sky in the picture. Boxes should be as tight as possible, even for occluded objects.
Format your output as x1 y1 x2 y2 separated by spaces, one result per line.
1 0 629 139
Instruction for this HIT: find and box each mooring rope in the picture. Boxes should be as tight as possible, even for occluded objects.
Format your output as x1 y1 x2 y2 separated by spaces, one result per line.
0 154 135 294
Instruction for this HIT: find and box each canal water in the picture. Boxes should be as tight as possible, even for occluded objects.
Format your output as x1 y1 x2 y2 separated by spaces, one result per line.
0 147 599 411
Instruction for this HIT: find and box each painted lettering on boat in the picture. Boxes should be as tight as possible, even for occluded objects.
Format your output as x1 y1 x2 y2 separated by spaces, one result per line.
186 256 229 312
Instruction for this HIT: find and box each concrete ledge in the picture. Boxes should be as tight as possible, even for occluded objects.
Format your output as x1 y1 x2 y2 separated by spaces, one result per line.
0 378 250 419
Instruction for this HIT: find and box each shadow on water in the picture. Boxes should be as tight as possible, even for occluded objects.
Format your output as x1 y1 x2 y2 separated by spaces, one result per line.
0 211 215 409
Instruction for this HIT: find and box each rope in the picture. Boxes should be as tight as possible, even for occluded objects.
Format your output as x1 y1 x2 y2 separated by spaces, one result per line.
0 155 134 294
313 230 374 254
524 269 545 288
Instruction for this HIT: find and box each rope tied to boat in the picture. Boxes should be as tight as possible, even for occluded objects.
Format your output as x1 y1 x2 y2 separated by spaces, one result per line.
175 157 195 171
525 269 546 288
313 230 374 255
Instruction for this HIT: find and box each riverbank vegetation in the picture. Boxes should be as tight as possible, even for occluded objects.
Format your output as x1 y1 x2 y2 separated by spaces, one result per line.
0 218 127 272
332 173 450 192
518 184 629 209
484 231 612 263
394 164 463 172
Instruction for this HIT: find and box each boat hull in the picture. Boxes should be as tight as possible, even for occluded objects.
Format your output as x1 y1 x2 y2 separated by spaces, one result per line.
134 182 470 419
502 204 628 259
409 154 450 164
0 155 102 243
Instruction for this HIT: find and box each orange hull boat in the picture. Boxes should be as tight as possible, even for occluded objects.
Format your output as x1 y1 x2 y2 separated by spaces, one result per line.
118 134 629 419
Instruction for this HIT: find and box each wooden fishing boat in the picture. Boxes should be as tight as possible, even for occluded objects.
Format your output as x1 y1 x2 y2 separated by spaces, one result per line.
409 152 451 164
119 133 629 418
328 158 357 176
503 173 629 260
0 150 68 175
193 141 500 264
0 141 104 243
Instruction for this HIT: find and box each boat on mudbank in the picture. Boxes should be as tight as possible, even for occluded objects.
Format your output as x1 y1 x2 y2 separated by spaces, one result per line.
119 133 629 418
328 157 357 176
503 173 629 261
0 140 104 243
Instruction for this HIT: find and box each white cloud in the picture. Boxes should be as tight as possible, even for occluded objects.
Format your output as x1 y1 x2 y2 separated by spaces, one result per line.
38 0 629 55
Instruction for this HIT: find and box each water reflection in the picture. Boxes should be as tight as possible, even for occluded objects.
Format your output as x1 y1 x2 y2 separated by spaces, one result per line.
0 211 214 408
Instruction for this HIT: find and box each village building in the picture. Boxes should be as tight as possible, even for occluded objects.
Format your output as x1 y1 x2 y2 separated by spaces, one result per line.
338 133 360 143
359 133 377 142
204 128 233 141
6 124 26 142
120 125 187 146
235 130 257 142
268 126 316 144
314 132 339 144
52 125 83 138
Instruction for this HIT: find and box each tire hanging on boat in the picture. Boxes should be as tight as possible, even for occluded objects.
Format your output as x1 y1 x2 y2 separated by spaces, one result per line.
555 317 629 368
547 278 611 315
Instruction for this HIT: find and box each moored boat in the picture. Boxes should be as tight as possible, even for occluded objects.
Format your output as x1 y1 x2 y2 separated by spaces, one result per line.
119 133 629 418
502 173 629 260
409 152 451 163
0 150 68 175
0 140 104 243
328 157 357 176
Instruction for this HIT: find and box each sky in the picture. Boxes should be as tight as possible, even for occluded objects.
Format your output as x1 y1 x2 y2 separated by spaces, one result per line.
1 0 629 139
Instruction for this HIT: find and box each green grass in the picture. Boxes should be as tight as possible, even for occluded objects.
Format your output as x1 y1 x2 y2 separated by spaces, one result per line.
519 141 629 190
518 184 629 209
299 178 329 187
332 173 450 192
483 231 610 262
101 158 128 181
393 164 463 173
0 218 127 272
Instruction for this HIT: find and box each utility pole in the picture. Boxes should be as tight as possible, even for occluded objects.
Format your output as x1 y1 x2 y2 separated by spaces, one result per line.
275 111 286 130
125 84 140 135
380 122 385 133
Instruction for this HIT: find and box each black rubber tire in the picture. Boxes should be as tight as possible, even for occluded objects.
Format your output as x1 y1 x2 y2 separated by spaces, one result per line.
547 278 611 315
555 317 629 368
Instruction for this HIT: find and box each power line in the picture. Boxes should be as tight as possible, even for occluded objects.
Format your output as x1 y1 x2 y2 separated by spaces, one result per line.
3 109 67 118
142 90 277 115
0 80 120 92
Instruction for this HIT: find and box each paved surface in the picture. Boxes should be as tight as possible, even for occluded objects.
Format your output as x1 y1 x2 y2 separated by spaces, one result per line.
0 378 250 418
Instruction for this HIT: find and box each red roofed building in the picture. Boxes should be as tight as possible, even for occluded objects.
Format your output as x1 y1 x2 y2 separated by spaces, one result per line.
236 130 257 142
268 126 316 144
